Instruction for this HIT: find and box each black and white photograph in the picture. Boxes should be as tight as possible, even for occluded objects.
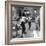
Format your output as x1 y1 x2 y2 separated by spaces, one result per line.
11 5 40 38
5 1 45 44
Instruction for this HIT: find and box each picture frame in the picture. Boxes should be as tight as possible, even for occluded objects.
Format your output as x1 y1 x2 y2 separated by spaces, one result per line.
5 1 45 45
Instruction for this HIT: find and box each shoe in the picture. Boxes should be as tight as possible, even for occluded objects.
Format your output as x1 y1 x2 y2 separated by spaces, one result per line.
24 32 27 34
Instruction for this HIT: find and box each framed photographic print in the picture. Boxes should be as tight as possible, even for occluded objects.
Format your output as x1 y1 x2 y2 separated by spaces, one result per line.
5 1 45 45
